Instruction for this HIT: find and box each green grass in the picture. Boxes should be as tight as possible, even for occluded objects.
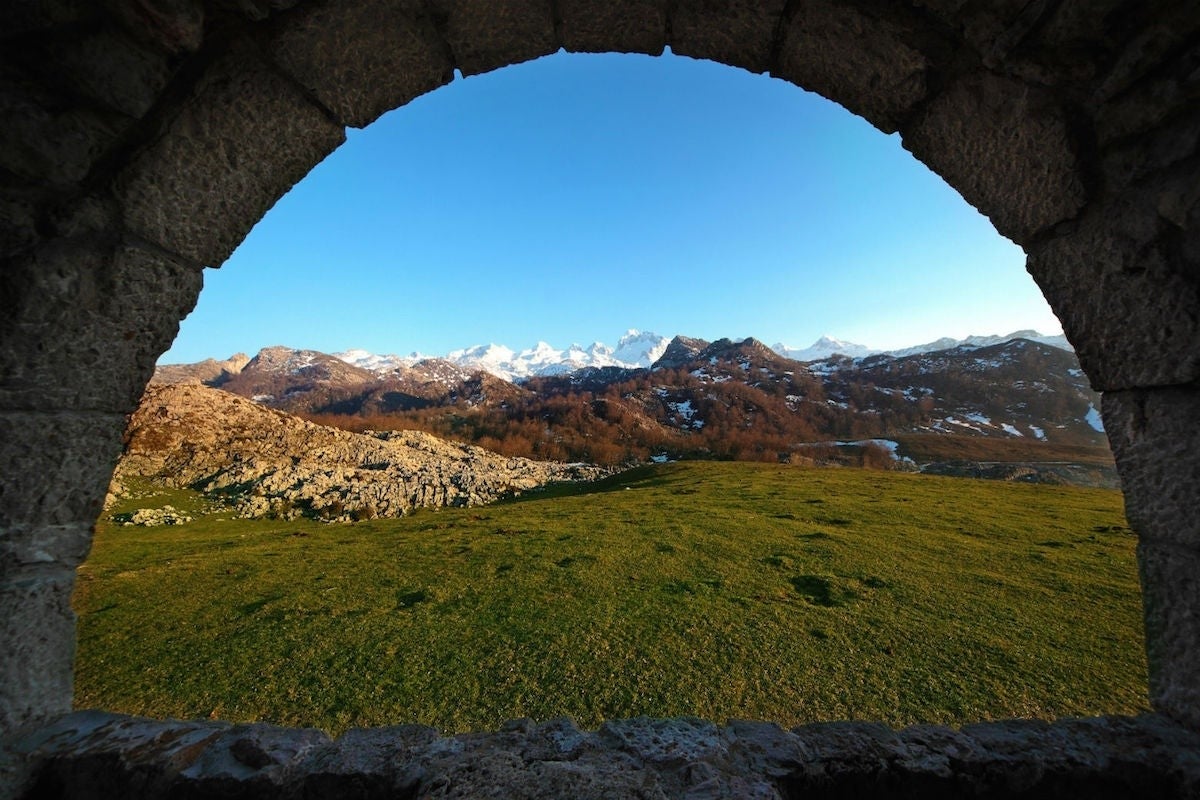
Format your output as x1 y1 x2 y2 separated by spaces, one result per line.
74 463 1149 735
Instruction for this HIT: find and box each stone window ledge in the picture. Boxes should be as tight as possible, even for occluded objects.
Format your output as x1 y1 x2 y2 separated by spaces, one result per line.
9 711 1200 798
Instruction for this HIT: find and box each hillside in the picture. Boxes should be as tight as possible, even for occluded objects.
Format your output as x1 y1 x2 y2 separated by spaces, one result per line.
109 383 604 521
153 333 1113 483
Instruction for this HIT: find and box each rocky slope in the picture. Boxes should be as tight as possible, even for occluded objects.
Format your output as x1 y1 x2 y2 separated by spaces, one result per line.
110 383 605 521
150 353 250 386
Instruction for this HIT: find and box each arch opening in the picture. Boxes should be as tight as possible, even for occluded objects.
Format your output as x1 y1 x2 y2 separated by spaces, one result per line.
4 1 1200 794
74 50 1145 737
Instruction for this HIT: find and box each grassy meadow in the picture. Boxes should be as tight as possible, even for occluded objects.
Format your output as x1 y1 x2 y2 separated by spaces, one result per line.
74 462 1149 735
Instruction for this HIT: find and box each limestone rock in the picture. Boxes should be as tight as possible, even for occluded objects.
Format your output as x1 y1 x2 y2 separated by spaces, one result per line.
110 383 606 520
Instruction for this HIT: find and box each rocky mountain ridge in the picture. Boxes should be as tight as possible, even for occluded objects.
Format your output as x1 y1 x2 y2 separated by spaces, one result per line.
110 383 605 521
157 329 1072 386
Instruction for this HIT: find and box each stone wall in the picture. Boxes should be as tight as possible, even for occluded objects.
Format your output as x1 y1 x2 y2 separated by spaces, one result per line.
16 710 1200 799
1 0 1197 796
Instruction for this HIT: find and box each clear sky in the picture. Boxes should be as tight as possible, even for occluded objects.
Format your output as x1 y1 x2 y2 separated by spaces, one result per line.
160 49 1063 364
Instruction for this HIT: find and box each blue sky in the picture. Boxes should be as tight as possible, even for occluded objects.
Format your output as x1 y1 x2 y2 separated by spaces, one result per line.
161 50 1062 364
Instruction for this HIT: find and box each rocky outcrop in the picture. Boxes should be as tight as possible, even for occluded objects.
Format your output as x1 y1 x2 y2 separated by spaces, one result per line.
150 354 250 386
110 384 604 520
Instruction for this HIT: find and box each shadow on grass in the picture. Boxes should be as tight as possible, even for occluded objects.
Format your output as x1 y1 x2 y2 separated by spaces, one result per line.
789 575 858 608
499 464 675 505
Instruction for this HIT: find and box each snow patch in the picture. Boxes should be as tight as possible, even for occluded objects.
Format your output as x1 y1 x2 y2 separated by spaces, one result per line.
1085 404 1105 432
668 400 697 420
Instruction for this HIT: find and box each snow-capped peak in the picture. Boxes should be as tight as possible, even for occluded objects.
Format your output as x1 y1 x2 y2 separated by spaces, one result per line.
334 348 420 371
887 331 1072 358
772 336 878 362
613 329 670 366
320 329 1071 384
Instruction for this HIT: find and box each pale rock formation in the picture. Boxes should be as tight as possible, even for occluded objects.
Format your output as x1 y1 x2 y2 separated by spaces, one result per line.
110 383 605 520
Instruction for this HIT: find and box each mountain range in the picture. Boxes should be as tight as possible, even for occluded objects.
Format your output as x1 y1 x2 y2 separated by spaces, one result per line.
151 329 1113 486
318 329 1073 383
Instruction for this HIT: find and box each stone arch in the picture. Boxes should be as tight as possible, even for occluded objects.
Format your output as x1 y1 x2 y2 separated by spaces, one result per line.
2 0 1198 777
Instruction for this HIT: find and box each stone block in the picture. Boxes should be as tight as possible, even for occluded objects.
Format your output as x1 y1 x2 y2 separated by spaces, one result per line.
1139 541 1200 729
599 717 725 764
0 189 40 260
0 568 75 736
424 0 558 78
116 39 345 266
1034 0 1127 58
0 413 125 530
1027 195 1200 391
955 0 1034 63
0 72 125 186
0 1 98 38
1104 387 1200 549
1101 103 1200 193
0 239 203 411
269 0 454 128
105 0 205 56
901 72 1087 244
1093 6 1200 106
669 0 787 75
772 0 932 133
0 524 93 577
975 0 1127 87
558 0 668 56
8 22 176 120
212 0 302 22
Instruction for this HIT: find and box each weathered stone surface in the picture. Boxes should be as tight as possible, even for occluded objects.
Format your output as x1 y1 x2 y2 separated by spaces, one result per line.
1092 4 1200 105
599 717 726 765
109 383 607 519
3 0 1200 786
0 524 92 578
424 0 558 78
0 569 75 737
901 72 1087 244
0 239 203 411
1009 0 1128 86
0 413 124 529
0 1 97 38
14 711 1200 799
213 0 302 23
269 0 454 128
669 0 786 75
1104 387 1200 549
1101 103 1200 194
1027 195 1200 391
1139 542 1200 730
773 0 933 133
6 22 177 119
558 0 668 56
0 190 40 260
116 39 345 266
104 0 204 56
0 71 125 185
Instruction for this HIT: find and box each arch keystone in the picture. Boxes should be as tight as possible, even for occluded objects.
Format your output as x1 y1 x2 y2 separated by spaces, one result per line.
425 0 558 78
668 0 786 75
558 0 668 56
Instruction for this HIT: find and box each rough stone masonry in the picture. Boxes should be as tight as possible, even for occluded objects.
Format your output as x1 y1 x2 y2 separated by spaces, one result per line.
1 1 1198 796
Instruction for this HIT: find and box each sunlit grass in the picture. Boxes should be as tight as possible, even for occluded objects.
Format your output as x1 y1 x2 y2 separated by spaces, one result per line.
75 463 1148 735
